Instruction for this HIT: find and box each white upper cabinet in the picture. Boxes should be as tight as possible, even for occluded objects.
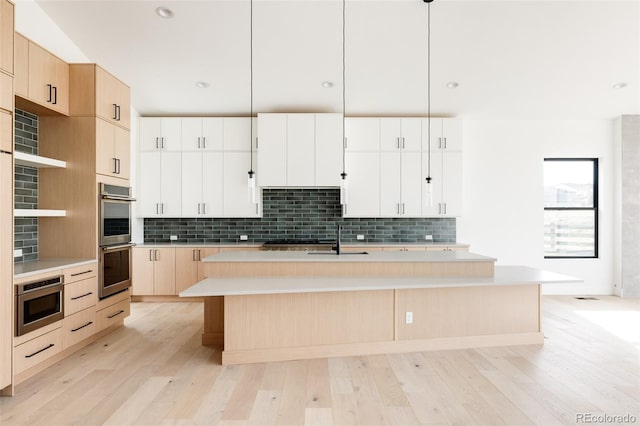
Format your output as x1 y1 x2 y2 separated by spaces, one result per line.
257 113 342 187
223 152 261 217
345 118 379 151
380 118 421 152
181 151 223 217
139 117 182 151
181 118 223 151
423 118 462 152
344 151 380 217
422 150 462 217
315 114 343 187
223 117 256 151
380 151 423 217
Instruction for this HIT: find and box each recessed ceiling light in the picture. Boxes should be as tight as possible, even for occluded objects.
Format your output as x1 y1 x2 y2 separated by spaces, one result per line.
156 7 174 19
195 81 210 89
612 82 627 89
321 81 334 88
446 82 459 89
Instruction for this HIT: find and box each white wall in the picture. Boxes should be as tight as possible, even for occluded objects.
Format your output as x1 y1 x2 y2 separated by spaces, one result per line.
458 119 615 295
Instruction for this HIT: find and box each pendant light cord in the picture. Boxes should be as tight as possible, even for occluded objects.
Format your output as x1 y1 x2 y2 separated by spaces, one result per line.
249 0 254 175
341 0 347 179
426 1 432 181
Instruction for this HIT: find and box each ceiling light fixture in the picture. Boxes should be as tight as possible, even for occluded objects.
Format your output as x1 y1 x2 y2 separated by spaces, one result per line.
424 0 434 208
195 81 209 89
321 81 334 88
612 82 627 89
247 0 256 204
155 6 174 19
339 0 348 206
446 81 459 89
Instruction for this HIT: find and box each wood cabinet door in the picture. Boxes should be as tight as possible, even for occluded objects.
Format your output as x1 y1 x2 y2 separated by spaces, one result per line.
0 153 12 388
27 41 49 105
114 125 130 180
0 0 14 75
0 110 11 153
51 54 69 115
14 33 28 97
152 248 176 295
175 248 199 295
95 66 130 130
197 247 220 281
0 72 11 113
95 118 116 177
131 247 155 295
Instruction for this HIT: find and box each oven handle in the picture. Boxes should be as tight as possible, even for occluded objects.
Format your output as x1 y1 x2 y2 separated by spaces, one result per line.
101 243 136 252
101 194 136 202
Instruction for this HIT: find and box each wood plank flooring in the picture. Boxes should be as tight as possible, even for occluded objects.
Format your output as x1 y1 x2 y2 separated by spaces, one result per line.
1 296 638 425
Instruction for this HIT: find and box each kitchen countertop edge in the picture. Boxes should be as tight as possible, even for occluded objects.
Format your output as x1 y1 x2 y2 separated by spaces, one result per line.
14 258 97 281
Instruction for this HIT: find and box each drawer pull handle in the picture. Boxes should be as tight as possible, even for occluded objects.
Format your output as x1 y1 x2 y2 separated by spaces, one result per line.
25 343 55 358
71 292 93 301
70 270 93 277
107 310 125 319
71 322 93 332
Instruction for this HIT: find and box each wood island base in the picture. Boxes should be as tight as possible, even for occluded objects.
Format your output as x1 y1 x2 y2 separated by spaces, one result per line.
201 284 543 365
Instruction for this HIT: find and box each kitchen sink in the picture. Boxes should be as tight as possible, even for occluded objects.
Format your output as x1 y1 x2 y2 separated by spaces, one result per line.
307 251 369 255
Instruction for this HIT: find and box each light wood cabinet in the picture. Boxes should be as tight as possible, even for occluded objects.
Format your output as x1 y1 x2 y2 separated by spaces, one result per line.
62 307 97 349
96 118 130 180
0 110 11 152
15 34 69 115
132 247 176 295
64 277 98 316
96 292 130 332
13 327 63 375
95 66 130 129
0 72 13 113
0 0 14 75
175 247 219 294
0 152 12 390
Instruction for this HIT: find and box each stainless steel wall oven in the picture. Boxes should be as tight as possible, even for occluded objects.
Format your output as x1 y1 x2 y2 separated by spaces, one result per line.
99 183 135 299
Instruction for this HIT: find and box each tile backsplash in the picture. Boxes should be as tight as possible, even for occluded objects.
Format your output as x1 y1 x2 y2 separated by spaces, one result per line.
144 189 456 244
14 109 39 263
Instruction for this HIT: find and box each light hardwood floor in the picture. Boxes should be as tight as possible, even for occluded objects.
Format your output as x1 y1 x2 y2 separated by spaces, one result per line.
1 296 638 425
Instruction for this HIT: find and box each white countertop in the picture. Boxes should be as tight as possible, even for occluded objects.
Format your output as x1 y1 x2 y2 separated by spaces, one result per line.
14 258 97 280
180 265 581 297
201 250 495 263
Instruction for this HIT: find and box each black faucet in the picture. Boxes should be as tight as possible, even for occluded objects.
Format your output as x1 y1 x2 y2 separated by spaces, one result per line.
334 224 342 255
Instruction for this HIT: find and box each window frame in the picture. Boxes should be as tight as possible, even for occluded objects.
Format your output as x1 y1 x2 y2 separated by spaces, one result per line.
543 158 599 259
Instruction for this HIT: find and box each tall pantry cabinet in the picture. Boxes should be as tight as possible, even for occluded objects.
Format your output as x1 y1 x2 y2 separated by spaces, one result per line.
0 0 14 393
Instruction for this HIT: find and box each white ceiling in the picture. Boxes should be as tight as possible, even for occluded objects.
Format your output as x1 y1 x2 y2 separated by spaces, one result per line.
27 0 640 119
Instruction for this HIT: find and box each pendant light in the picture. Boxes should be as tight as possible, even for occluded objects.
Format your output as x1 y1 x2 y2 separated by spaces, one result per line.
424 0 434 207
247 0 256 203
339 0 348 205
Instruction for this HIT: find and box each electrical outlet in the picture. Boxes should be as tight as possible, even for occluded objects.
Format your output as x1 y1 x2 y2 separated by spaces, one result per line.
405 311 413 324
240 235 248 241
14 249 22 258
169 235 178 241
425 235 433 241
356 234 365 240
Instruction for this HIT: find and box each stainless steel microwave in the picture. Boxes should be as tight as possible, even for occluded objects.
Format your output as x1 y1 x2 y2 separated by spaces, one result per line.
99 183 135 247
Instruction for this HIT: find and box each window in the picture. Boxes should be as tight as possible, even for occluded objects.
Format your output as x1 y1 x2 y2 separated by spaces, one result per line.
544 158 598 258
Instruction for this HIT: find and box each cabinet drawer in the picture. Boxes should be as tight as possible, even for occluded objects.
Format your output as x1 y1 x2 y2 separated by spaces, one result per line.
64 277 97 316
63 262 97 284
97 298 130 332
14 327 63 375
62 307 96 349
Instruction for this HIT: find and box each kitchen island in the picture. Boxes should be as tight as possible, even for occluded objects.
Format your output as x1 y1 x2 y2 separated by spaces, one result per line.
180 251 580 365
